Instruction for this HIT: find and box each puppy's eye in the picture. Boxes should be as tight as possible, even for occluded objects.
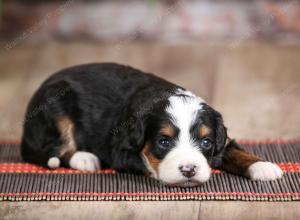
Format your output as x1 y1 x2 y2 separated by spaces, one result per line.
158 138 171 148
201 138 212 148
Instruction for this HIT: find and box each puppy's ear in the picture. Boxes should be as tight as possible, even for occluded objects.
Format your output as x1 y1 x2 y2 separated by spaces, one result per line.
210 111 243 169
127 115 146 151
111 115 148 174
213 109 228 156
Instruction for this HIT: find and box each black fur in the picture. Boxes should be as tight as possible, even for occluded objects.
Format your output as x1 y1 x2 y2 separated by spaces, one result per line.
22 63 180 174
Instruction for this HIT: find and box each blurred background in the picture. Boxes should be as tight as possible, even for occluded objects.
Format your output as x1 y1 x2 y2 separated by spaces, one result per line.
0 0 300 141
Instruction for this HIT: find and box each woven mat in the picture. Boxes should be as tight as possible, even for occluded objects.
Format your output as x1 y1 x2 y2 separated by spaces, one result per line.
0 140 299 201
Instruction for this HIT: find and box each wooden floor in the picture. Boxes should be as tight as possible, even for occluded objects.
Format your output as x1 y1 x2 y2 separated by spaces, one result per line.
0 41 299 219
1 201 300 220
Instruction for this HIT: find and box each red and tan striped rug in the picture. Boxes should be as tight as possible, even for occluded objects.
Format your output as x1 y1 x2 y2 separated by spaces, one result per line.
0 140 299 201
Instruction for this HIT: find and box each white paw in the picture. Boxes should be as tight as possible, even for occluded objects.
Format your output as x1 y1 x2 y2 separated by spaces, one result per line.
69 151 100 171
47 157 61 169
247 161 283 181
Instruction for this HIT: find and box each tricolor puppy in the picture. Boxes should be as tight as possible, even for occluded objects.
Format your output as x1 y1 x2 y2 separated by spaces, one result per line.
21 63 283 187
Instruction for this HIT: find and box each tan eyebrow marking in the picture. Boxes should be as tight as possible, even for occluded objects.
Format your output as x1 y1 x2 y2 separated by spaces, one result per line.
160 124 175 137
199 125 211 138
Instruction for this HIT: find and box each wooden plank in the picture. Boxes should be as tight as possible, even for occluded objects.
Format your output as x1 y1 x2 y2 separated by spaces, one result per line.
0 42 69 140
213 43 300 139
2 201 300 220
199 201 300 220
1 201 200 220
0 44 37 140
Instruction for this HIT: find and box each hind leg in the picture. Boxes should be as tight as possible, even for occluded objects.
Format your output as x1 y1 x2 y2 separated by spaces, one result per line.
22 81 101 171
48 116 101 171
22 115 101 171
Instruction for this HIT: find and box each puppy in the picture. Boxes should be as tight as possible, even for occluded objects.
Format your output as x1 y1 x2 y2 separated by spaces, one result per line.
21 63 283 187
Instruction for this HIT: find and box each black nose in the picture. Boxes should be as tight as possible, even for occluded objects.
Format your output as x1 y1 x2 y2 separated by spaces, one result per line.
179 164 197 178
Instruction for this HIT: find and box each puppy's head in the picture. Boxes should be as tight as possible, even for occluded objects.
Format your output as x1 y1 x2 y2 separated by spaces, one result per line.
141 90 227 187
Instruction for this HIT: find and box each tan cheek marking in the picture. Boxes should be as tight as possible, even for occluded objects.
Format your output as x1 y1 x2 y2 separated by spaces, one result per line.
160 124 175 137
199 125 211 138
57 116 77 162
143 143 161 173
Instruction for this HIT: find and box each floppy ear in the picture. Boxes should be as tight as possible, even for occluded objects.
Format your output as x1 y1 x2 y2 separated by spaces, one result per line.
110 115 148 174
212 109 228 156
111 114 146 152
127 115 146 151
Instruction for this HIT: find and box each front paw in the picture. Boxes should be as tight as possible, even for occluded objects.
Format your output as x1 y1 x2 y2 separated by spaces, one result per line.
247 161 283 181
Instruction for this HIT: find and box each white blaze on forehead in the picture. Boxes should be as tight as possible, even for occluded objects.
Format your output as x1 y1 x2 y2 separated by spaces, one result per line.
166 89 205 147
